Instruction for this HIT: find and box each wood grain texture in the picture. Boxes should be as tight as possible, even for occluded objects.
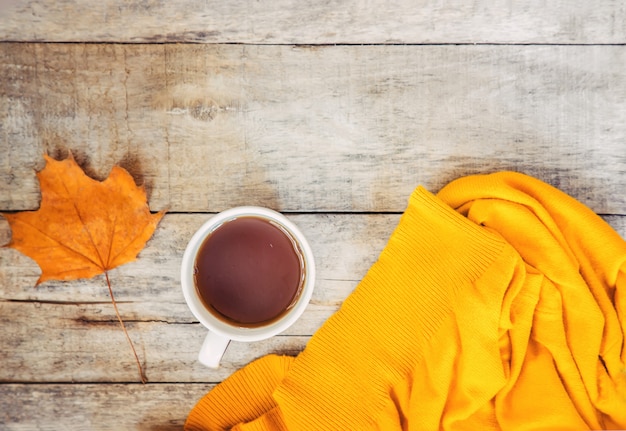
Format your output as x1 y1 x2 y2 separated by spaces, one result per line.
2 2 626 428
0 383 213 430
0 214 394 303
0 213 395 382
2 216 623 427
0 298 312 383
1 214 624 384
1 0 626 44
2 43 626 214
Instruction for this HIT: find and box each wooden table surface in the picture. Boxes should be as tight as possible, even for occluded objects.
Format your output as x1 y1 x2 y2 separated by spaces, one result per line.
1 1 625 429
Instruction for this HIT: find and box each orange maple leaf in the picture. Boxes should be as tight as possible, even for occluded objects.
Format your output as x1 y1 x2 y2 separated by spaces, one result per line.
3 153 164 284
2 152 165 382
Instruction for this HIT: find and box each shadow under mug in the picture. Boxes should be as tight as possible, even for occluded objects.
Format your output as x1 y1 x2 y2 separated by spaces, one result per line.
181 206 316 368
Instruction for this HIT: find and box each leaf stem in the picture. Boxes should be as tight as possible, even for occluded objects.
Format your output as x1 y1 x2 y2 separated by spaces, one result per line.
105 271 147 384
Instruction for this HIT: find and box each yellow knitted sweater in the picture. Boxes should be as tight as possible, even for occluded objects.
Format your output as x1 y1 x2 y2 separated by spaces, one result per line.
185 172 626 430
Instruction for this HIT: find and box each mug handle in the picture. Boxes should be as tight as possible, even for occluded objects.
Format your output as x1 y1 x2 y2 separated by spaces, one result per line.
198 331 231 368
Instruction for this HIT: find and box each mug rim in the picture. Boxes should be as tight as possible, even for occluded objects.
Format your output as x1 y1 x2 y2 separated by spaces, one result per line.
180 206 315 342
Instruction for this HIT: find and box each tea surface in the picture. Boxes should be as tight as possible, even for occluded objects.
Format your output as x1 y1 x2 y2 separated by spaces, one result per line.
194 216 303 326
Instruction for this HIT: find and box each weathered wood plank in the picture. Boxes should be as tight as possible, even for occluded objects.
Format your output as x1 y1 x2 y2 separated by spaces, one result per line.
3 213 623 303
0 213 395 382
1 0 625 44
0 213 394 302
2 43 626 214
0 383 212 430
1 214 624 383
0 298 312 383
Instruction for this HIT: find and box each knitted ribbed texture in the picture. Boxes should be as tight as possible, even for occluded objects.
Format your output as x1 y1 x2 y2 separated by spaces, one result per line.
185 172 626 430
185 355 294 431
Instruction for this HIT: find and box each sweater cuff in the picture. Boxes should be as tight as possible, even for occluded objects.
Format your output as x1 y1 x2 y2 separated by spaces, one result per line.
185 355 294 431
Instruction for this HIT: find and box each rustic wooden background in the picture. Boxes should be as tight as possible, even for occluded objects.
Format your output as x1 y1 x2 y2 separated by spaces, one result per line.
1 1 625 429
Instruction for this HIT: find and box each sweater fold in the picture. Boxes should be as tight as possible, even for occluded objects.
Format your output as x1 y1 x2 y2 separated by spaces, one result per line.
185 172 626 430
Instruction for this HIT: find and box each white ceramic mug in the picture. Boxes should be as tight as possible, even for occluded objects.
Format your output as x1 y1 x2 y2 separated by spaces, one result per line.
181 206 315 368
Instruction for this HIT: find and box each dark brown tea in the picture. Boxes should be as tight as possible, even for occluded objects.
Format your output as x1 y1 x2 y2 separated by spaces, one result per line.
194 216 304 327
